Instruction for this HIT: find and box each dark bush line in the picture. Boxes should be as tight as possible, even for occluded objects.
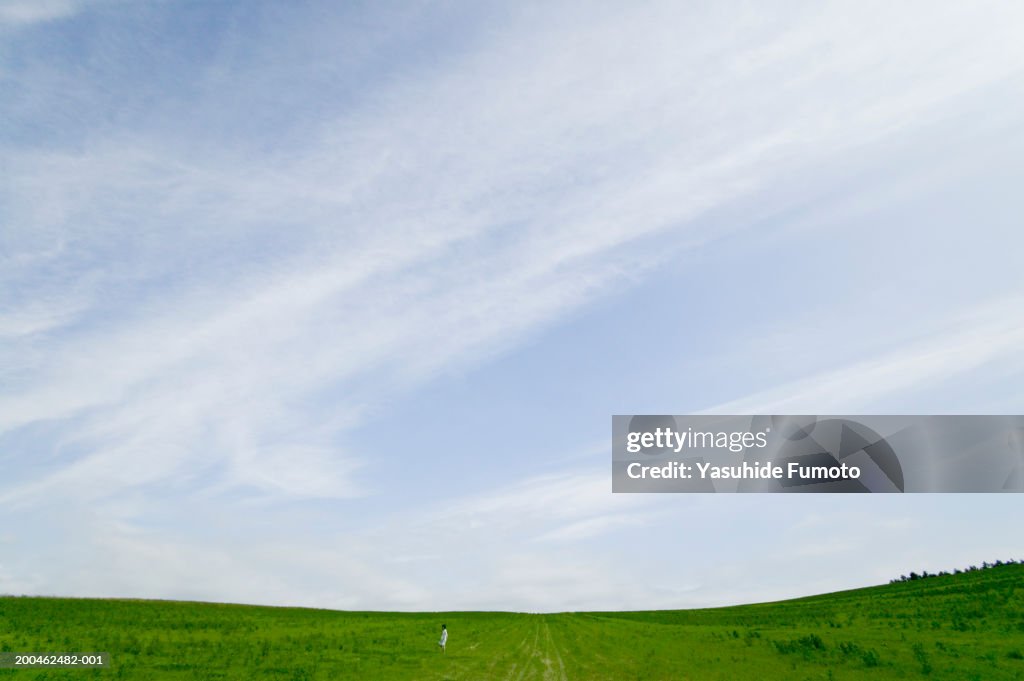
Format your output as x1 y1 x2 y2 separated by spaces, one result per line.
889 559 1021 585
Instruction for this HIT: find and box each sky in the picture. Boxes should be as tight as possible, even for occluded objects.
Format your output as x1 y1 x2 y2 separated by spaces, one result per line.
1 0 1023 612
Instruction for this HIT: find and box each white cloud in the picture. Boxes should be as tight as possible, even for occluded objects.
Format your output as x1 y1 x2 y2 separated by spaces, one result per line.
0 297 87 338
534 514 650 543
0 0 80 28
702 296 1024 414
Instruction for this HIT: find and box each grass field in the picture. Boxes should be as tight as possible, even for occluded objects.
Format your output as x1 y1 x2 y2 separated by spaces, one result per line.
1 563 1022 680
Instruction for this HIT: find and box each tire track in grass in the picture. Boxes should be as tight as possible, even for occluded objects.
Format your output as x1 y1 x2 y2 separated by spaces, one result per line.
508 616 568 681
460 616 530 681
507 618 541 681
542 618 568 681
499 623 529 681
522 618 545 681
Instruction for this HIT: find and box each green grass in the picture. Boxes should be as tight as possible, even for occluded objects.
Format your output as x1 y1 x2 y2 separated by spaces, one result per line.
1 563 1022 679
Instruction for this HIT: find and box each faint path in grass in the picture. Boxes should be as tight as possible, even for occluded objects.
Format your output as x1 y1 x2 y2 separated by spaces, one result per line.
541 619 568 681
502 616 568 681
508 617 542 681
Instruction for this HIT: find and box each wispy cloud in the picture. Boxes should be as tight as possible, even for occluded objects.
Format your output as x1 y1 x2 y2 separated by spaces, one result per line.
0 0 82 28
702 296 1024 414
0 296 87 338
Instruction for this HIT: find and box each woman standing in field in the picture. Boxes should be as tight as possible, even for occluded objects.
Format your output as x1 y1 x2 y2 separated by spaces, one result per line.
438 624 447 653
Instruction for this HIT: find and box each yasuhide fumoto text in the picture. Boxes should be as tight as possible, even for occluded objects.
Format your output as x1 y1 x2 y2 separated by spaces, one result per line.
626 459 861 481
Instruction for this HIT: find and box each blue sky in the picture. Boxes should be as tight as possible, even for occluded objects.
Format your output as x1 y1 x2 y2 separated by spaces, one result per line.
2 0 1023 611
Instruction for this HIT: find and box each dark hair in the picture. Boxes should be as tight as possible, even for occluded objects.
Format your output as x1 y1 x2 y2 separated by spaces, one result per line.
441 624 446 628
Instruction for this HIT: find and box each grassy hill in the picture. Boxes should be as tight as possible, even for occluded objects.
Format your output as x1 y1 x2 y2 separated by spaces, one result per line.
1 563 1021 680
